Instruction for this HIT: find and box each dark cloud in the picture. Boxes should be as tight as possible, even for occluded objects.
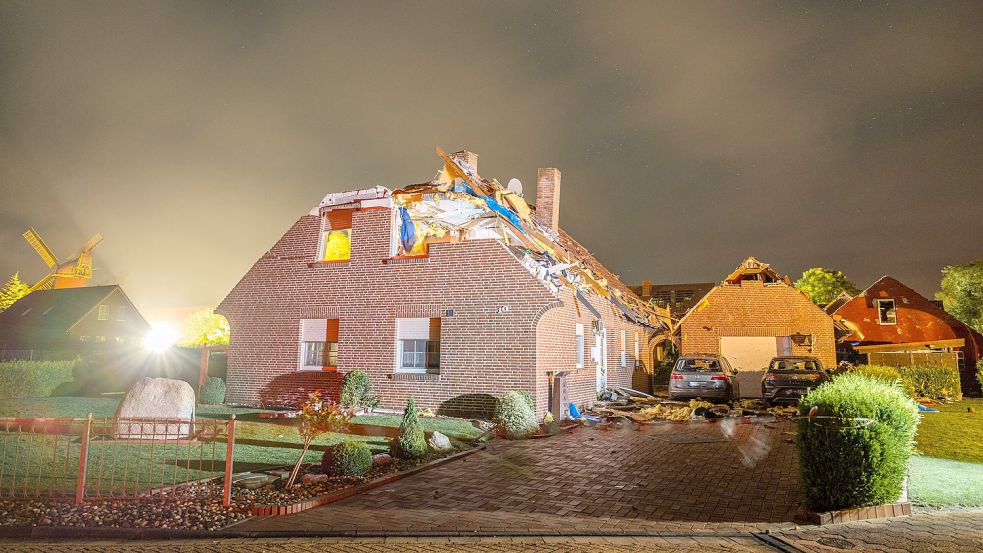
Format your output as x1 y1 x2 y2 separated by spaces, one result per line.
1 1 981 319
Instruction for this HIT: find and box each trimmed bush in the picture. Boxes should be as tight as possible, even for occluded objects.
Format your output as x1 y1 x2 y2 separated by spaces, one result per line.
495 391 539 439
897 365 962 401
339 370 379 408
199 377 226 404
852 365 916 398
0 360 75 399
798 373 919 512
397 397 427 459
325 440 373 477
516 390 535 411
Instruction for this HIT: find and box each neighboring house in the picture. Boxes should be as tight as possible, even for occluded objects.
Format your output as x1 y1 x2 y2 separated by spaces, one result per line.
218 150 670 418
829 276 983 394
0 285 151 359
676 257 837 398
629 281 716 319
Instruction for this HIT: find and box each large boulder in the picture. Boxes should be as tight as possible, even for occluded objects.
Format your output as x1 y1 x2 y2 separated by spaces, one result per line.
427 431 452 451
115 377 195 439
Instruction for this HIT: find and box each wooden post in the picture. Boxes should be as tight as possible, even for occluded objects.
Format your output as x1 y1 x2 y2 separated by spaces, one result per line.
75 413 93 504
198 346 210 396
222 414 236 506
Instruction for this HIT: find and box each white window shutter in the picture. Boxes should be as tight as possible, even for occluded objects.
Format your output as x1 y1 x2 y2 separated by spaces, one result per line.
397 318 430 340
301 319 327 342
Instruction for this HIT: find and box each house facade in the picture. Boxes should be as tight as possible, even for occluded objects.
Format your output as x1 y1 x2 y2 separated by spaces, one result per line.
217 150 668 418
830 276 983 395
0 285 151 359
677 257 837 397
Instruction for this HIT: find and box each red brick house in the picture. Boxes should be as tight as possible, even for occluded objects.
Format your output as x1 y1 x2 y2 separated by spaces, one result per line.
217 150 669 418
829 276 983 394
676 257 837 397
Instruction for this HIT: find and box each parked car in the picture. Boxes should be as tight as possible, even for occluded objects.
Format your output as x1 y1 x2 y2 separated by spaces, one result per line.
668 354 738 401
761 356 831 404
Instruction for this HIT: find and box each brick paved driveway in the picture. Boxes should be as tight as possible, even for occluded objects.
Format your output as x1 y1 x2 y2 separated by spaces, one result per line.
238 418 801 535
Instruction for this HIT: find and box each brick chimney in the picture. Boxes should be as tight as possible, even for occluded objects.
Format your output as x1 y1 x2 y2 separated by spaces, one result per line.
449 150 478 172
534 167 561 231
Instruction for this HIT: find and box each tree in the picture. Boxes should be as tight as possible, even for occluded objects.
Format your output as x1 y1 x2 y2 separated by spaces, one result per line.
937 260 983 334
794 268 860 306
0 272 30 313
286 391 354 487
178 308 230 347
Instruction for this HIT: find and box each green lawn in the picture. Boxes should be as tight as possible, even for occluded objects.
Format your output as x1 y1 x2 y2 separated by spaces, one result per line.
0 396 480 494
908 398 983 507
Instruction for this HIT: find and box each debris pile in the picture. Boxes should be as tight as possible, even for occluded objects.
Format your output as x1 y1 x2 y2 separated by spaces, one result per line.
382 148 671 329
589 390 803 423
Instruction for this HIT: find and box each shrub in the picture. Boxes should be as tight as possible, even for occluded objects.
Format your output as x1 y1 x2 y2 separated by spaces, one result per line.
199 377 226 404
852 365 916 398
897 365 962 401
495 391 540 439
286 391 354 487
0 360 75 399
397 397 427 459
339 370 379 408
798 374 919 512
516 390 535 411
325 440 373 477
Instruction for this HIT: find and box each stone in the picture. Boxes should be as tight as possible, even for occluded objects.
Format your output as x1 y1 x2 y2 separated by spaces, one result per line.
301 473 330 485
428 431 452 451
372 453 393 467
115 377 195 439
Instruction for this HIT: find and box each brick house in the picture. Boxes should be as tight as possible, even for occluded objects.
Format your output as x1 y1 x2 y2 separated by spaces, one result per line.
217 150 669 418
829 276 983 395
676 257 837 397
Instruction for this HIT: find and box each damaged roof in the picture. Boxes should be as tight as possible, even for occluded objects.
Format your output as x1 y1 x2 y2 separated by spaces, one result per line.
316 147 671 330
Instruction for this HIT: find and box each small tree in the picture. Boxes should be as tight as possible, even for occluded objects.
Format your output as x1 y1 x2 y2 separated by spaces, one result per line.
0 272 30 313
178 308 230 347
794 268 861 306
339 370 379 409
397 397 427 459
286 391 354 487
937 260 983 334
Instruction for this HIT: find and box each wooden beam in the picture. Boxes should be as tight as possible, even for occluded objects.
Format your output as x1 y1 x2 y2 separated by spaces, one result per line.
854 338 965 353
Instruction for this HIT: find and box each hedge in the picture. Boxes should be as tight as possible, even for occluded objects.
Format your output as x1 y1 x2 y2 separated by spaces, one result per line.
798 374 919 512
897 365 961 401
852 365 916 398
0 360 75 399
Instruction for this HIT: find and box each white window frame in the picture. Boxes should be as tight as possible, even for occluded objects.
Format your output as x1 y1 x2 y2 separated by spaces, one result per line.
97 305 109 321
620 330 627 368
634 332 640 361
575 323 585 368
396 317 440 373
298 319 338 371
875 299 897 325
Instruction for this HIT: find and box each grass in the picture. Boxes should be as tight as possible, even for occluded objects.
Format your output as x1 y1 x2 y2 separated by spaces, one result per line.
907 397 983 507
0 396 481 494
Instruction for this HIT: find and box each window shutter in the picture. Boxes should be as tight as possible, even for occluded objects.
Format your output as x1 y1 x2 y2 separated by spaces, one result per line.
325 208 354 230
397 318 430 340
301 319 328 342
326 319 339 342
429 317 441 340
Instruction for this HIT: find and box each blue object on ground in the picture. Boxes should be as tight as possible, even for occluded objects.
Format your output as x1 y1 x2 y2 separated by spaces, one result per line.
917 403 939 413
568 402 602 423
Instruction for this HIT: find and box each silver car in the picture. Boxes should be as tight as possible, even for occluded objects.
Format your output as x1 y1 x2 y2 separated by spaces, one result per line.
668 354 739 401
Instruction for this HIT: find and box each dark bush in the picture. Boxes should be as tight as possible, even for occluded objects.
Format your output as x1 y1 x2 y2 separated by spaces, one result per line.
397 397 427 459
797 373 919 512
199 377 226 404
0 360 75 399
897 365 961 401
324 440 373 477
339 370 379 408
852 365 916 398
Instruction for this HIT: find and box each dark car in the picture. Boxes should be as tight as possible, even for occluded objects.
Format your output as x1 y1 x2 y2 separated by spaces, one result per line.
669 354 739 401
761 356 830 404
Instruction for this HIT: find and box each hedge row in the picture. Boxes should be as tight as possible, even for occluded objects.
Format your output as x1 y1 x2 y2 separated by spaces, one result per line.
0 360 75 399
852 364 961 401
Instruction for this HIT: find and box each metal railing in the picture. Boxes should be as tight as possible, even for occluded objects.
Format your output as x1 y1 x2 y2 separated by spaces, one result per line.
0 414 236 505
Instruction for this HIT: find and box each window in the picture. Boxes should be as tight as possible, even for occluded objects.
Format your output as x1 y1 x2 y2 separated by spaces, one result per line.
299 318 339 370
396 317 440 373
876 299 897 325
97 305 109 320
321 209 353 262
620 330 627 368
117 306 128 321
575 323 585 368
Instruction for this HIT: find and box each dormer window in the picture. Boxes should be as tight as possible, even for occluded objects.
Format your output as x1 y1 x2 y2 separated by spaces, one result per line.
876 299 897 325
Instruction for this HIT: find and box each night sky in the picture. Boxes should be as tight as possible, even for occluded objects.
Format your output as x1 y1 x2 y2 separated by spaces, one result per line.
1 1 981 323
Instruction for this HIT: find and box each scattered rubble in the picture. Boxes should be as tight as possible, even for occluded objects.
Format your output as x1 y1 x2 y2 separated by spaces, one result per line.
589 390 803 423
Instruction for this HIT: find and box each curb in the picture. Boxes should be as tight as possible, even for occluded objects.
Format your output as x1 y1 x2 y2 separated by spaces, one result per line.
249 445 485 517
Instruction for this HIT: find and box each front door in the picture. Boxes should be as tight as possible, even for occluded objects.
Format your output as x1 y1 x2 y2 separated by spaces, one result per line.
596 325 608 392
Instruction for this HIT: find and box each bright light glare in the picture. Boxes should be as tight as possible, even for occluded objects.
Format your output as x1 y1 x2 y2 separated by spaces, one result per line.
144 324 179 352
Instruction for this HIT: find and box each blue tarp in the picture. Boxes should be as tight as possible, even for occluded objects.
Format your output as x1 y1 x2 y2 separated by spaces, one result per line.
462 182 525 232
398 207 416 253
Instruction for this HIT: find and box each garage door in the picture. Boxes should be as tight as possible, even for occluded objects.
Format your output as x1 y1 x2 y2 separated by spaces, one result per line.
720 336 780 399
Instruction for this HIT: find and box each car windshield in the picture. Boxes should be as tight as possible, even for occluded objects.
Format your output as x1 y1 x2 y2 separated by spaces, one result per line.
769 359 821 372
675 358 721 372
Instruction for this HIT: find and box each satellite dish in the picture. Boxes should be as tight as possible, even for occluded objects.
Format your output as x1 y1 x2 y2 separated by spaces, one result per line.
507 178 523 196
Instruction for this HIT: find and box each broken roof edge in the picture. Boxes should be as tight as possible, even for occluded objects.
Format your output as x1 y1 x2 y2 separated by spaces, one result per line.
310 186 392 215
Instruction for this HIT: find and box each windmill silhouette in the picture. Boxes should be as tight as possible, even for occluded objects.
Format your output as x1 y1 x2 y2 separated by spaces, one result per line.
22 228 103 292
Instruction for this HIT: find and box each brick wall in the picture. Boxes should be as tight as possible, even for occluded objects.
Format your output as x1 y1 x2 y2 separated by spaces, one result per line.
217 207 655 417
679 280 837 368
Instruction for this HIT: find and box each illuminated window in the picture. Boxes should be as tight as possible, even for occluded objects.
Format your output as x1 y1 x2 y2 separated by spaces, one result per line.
299 318 339 370
322 229 351 261
876 299 897 325
97 305 109 321
396 318 440 373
